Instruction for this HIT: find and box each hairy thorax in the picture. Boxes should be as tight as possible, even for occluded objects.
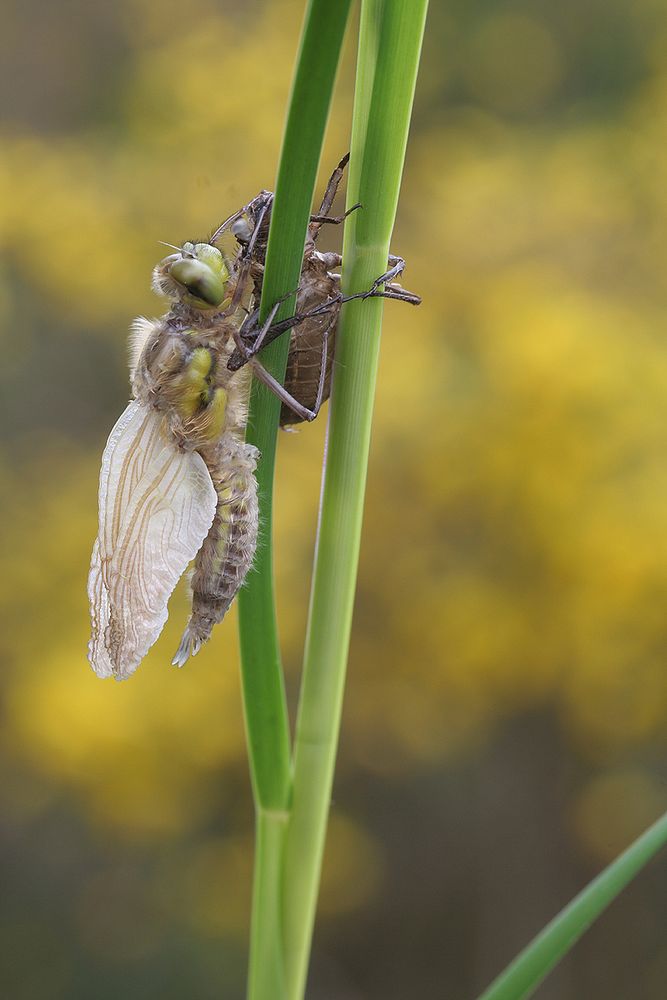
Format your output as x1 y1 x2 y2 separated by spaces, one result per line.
132 310 250 453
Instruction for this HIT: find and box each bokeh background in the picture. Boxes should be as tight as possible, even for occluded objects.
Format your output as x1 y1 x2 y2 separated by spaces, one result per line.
3 0 667 996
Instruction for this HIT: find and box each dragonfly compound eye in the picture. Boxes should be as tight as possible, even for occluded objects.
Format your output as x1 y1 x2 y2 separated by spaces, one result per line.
169 255 228 307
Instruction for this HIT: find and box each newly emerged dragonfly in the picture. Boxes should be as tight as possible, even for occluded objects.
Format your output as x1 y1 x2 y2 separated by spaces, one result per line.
88 160 420 680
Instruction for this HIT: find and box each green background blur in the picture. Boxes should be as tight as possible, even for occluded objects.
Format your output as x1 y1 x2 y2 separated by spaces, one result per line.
3 0 667 996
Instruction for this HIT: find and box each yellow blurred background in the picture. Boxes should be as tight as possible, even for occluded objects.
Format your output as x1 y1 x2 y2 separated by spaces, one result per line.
2 0 667 996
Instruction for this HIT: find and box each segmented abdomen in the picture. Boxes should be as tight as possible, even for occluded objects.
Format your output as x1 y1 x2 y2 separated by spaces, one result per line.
281 305 338 425
172 435 259 665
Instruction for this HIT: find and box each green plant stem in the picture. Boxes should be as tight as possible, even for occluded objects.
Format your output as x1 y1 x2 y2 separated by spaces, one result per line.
247 809 289 999
239 2 352 998
281 4 429 998
239 0 352 814
476 808 667 1000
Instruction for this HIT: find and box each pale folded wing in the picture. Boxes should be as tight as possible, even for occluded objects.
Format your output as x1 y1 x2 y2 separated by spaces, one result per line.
87 400 217 680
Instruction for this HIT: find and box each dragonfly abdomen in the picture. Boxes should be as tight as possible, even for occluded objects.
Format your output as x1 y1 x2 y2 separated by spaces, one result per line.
172 435 259 666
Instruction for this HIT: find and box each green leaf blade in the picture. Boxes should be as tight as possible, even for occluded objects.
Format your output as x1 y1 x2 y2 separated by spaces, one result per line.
238 0 352 817
281 4 429 998
476 809 667 1000
240 3 352 999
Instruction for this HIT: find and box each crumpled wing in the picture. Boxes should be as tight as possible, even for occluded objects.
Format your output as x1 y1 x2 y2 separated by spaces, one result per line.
88 400 217 680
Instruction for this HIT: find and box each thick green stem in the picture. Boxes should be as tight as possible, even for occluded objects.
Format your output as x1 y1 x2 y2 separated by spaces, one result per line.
281 4 429 998
239 2 352 998
239 0 352 814
247 810 289 1000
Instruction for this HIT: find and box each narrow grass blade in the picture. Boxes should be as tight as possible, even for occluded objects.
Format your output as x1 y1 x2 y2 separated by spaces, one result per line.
238 0 352 815
281 4 429 998
476 809 667 1000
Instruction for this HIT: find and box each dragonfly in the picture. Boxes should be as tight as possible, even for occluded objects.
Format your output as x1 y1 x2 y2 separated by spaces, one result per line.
87 159 420 680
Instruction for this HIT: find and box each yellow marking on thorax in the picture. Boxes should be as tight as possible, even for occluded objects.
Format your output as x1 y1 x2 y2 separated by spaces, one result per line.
175 347 214 419
203 388 227 441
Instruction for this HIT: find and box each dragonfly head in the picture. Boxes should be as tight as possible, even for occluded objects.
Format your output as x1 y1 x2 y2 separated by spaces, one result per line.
154 242 230 309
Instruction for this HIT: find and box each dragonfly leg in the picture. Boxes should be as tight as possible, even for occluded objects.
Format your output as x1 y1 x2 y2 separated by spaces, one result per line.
232 297 282 363
373 255 407 286
308 153 361 241
249 358 319 423
314 153 349 218
250 311 330 423
248 298 285 354
337 255 421 306
228 259 420 374
309 313 330 420
378 282 422 305
345 254 410 290
310 203 361 227
231 280 309 375
340 285 421 306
